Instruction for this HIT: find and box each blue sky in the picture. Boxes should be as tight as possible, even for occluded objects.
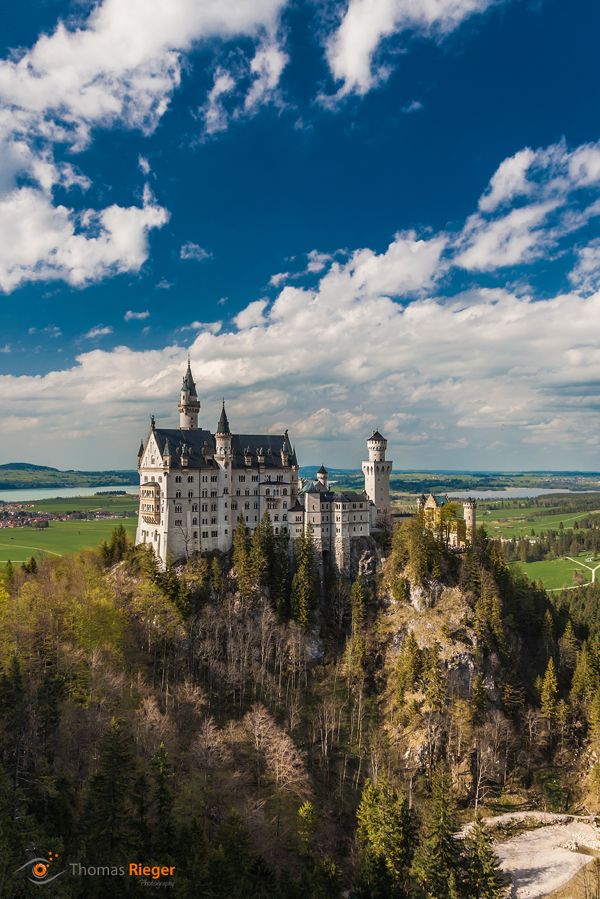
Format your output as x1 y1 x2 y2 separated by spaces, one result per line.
0 0 599 470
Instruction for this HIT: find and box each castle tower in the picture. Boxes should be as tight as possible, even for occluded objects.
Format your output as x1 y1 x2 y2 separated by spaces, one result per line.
316 464 328 487
362 430 392 521
178 359 200 429
463 498 477 543
215 400 232 457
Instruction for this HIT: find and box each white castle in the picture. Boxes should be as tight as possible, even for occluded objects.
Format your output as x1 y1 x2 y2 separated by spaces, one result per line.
135 361 392 568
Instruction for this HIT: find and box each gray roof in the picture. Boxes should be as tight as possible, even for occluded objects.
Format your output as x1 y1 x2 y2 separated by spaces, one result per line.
182 360 197 396
217 402 231 435
369 430 386 442
150 427 293 470
317 464 328 475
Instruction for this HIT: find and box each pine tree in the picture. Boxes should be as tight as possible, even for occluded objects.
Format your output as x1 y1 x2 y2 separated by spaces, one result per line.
356 778 418 893
396 631 422 705
151 742 176 856
250 513 273 595
423 643 446 713
290 527 316 629
3 560 13 590
571 643 594 706
464 819 506 897
558 620 578 676
271 530 290 619
233 515 253 603
540 657 558 725
411 763 463 898
84 718 136 859
542 608 556 661
211 556 223 599
350 577 366 634
589 687 600 749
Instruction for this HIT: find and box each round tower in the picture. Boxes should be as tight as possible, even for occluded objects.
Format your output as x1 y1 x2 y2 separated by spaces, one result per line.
178 359 200 429
463 498 477 543
316 464 328 487
362 430 392 522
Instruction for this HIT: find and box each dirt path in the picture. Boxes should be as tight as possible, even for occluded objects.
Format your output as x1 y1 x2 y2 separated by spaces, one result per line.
463 812 600 898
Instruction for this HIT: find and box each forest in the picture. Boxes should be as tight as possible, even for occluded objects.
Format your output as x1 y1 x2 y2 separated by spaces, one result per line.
0 513 599 897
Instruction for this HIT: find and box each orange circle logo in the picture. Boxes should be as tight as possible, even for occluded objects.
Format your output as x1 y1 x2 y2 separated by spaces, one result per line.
32 863 48 879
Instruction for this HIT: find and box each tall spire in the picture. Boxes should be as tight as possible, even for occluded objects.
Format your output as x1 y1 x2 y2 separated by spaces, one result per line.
217 399 230 435
178 358 200 429
182 356 197 396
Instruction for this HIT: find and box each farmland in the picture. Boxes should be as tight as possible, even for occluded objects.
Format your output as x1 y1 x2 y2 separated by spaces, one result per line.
509 552 600 591
0 518 137 564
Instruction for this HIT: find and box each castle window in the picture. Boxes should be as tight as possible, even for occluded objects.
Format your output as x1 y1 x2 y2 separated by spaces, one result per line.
211 531 218 538
225 529 228 535
175 519 182 525
265 488 270 496
252 475 258 482
144 476 148 482
283 514 287 521
202 476 207 482
274 515 279 522
223 488 228 495
211 475 218 482
192 504 198 512
175 476 182 483
211 517 217 525
188 491 193 499
176 491 181 499
202 531 208 538
277 475 283 482
275 527 279 534
175 505 182 513
202 504 207 512
202 490 207 498
245 489 250 496
283 488 287 495
202 518 208 525
239 475 245 483
244 502 250 510
236 489 241 496
211 503 217 512
188 476 194 483
193 531 198 539
210 491 217 497
193 517 197 525
231 502 237 510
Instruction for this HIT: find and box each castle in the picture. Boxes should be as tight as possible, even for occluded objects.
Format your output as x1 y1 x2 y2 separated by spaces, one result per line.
135 362 393 568
416 493 477 548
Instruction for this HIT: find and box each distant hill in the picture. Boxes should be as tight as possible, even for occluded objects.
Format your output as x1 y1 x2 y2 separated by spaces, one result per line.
0 463 138 490
0 462 59 472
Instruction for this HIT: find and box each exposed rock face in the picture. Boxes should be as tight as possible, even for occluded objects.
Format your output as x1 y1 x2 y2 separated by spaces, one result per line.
408 577 444 611
349 536 380 581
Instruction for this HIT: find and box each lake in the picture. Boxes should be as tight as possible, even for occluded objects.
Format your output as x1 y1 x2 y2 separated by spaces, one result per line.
447 487 600 499
0 486 139 503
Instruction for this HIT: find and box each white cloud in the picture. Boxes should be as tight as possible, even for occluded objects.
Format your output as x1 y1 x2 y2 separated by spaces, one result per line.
180 241 212 262
83 325 113 339
455 201 558 271
28 324 62 337
269 271 290 287
244 39 288 111
199 68 237 136
0 0 288 293
178 321 222 334
478 147 537 213
0 186 167 292
569 239 600 294
306 250 332 273
124 309 150 321
233 299 269 329
325 0 497 97
0 0 288 147
0 343 10 353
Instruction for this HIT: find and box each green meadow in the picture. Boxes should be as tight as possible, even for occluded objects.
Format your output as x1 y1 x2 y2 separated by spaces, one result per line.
0 518 137 564
509 552 600 591
26 494 138 515
480 507 599 538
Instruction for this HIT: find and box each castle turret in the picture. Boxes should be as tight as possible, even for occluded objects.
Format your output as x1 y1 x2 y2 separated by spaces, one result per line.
178 359 200 429
362 430 392 522
463 498 477 543
317 464 328 487
215 401 232 457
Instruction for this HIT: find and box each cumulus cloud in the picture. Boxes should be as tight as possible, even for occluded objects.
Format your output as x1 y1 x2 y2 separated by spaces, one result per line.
233 299 269 329
0 186 167 292
325 0 498 97
455 202 559 271
180 241 212 262
124 309 150 321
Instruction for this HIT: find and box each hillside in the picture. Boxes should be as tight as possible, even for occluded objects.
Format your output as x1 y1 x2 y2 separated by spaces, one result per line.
0 515 598 896
0 462 137 489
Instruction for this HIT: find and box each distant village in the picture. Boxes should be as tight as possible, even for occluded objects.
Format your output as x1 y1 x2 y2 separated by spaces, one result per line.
0 498 134 530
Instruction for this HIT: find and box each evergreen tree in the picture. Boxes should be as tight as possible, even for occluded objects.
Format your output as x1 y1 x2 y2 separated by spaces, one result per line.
271 530 290 619
3 560 13 590
211 556 224 599
396 632 422 705
464 819 506 898
540 657 558 724
571 643 594 706
356 778 418 895
411 764 463 898
423 643 446 713
558 620 578 676
84 718 136 860
151 742 176 855
350 577 366 633
290 526 316 629
233 516 253 603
